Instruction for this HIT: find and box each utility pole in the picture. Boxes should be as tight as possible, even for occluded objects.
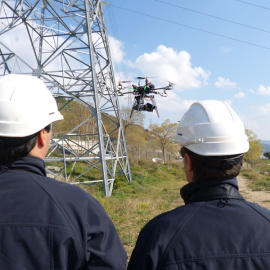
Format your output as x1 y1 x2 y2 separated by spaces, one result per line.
0 0 132 197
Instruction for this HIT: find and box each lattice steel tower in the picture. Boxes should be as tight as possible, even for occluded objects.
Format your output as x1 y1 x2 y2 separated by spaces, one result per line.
0 0 132 197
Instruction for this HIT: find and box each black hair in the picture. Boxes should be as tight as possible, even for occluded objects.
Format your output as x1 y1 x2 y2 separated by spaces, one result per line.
0 124 51 163
180 147 243 182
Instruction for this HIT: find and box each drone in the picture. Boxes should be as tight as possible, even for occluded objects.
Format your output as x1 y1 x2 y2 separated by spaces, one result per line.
117 77 173 118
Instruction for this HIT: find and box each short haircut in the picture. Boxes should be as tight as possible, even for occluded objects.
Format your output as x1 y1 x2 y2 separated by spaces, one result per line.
0 124 51 163
180 147 243 182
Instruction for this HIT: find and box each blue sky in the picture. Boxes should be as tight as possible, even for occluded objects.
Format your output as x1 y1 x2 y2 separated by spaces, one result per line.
104 0 270 140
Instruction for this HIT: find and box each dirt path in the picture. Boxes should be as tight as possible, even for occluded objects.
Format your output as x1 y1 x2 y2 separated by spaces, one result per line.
238 175 270 208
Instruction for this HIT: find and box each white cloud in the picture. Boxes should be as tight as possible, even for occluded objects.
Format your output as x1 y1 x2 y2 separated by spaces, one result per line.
0 24 36 72
157 92 195 114
249 85 270 96
257 85 270 95
256 103 270 113
234 92 245 98
109 36 125 63
143 92 196 126
215 77 238 89
241 103 270 140
133 45 210 91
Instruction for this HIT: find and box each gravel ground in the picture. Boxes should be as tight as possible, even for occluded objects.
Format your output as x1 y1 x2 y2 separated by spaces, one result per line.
237 175 270 209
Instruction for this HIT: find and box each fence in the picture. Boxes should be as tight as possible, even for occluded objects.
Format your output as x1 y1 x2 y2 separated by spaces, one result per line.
128 150 179 162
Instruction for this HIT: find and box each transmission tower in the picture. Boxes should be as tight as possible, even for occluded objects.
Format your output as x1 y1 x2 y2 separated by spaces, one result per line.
0 0 132 197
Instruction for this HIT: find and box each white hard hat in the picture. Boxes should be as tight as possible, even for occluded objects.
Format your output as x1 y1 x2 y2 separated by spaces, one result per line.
174 100 249 156
0 74 63 137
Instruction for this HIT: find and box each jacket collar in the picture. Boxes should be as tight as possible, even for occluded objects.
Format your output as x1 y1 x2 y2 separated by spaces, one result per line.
0 155 46 177
180 178 244 204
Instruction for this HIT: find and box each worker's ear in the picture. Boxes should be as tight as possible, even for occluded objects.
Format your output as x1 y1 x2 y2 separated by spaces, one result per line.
184 153 193 172
183 152 194 182
37 129 46 147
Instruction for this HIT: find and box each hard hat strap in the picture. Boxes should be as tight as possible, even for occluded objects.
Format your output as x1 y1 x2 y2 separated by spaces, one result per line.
193 153 244 170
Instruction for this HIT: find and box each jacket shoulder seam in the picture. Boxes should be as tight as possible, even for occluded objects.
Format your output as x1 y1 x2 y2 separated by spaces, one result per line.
242 200 270 222
157 202 204 270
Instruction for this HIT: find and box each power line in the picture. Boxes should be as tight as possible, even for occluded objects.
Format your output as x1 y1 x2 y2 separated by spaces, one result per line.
104 3 129 80
156 0 270 34
109 4 270 50
234 0 270 11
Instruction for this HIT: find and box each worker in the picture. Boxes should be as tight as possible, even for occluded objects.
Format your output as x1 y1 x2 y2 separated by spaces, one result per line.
127 100 270 270
0 74 126 270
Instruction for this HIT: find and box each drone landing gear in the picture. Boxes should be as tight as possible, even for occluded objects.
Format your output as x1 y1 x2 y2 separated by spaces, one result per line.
130 94 159 118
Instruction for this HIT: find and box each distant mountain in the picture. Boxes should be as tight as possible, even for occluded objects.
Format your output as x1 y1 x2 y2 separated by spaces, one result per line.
260 140 270 153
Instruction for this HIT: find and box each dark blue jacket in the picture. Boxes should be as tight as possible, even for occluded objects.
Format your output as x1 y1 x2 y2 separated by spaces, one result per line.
0 155 127 270
128 178 270 270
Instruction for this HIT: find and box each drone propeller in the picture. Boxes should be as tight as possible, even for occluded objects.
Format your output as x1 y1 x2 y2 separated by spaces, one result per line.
118 81 134 90
137 76 156 80
119 80 133 83
164 81 174 90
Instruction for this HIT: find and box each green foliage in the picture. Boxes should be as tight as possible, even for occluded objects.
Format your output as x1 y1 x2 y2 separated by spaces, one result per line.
256 159 270 175
255 178 270 190
244 129 262 166
242 165 270 191
121 106 144 133
63 161 103 183
126 125 147 158
242 169 261 182
120 106 149 160
148 119 177 162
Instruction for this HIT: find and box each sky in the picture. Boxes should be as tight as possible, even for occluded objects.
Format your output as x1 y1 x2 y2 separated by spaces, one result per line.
104 0 270 140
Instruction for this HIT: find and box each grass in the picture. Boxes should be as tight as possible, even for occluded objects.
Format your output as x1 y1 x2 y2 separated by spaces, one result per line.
81 159 186 258
241 160 270 191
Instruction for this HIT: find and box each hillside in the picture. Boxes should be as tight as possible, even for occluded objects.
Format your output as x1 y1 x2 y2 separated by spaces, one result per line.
261 140 270 153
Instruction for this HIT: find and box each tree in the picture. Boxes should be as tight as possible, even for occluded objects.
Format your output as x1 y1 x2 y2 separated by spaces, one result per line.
148 119 177 162
120 106 144 134
243 129 262 167
126 125 147 160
